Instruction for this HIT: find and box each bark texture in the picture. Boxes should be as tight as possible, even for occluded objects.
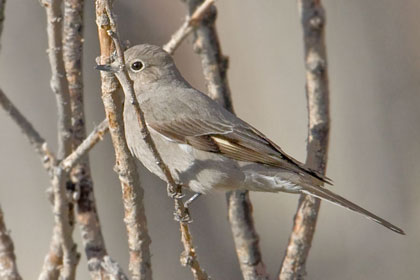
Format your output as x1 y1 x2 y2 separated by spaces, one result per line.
279 1 330 279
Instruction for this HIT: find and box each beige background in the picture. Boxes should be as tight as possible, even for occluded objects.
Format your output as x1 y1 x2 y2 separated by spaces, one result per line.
0 0 418 279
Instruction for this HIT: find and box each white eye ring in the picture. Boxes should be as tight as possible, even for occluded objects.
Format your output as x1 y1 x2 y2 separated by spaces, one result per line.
130 60 144 72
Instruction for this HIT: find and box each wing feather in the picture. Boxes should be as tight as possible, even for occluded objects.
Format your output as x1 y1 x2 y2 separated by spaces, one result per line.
148 117 331 185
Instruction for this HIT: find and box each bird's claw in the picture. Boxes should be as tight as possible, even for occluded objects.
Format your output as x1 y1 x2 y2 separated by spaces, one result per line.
167 183 184 199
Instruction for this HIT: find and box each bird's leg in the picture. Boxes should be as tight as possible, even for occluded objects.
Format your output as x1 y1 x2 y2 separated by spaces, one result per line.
173 193 202 223
184 193 202 208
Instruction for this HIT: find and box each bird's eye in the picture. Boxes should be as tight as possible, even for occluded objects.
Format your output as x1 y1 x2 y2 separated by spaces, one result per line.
131 61 144 72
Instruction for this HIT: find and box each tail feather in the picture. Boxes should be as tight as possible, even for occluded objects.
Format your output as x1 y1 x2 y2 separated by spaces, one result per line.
300 183 405 235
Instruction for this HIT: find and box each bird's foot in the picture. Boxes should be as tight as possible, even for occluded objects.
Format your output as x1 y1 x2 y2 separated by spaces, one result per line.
167 183 185 199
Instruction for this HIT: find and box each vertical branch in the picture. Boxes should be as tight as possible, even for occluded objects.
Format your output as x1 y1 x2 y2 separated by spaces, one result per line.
41 0 78 278
39 225 63 280
63 0 118 278
42 0 72 159
102 1 209 278
184 1 269 279
51 167 79 280
278 1 330 279
95 1 152 279
0 206 22 280
0 0 5 48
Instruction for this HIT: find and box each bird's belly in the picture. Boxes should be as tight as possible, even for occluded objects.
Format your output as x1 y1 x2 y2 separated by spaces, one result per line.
126 127 244 193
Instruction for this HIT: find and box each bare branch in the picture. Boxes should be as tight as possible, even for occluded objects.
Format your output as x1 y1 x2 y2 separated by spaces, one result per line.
88 256 129 280
63 1 123 277
0 206 22 280
183 1 269 279
278 1 330 279
39 225 63 280
61 119 109 172
163 0 215 55
0 0 5 48
0 89 55 172
50 167 79 280
41 0 73 160
102 2 209 279
95 1 152 279
41 0 79 277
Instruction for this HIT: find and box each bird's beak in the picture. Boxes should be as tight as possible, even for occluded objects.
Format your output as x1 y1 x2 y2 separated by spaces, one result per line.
95 62 120 73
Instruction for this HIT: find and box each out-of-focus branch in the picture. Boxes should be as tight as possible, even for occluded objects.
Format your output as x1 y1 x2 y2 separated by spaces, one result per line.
278 1 330 279
184 0 232 110
0 206 22 280
0 89 55 172
163 0 215 55
50 167 79 280
95 1 152 279
63 0 122 278
41 0 78 278
39 223 63 280
184 1 269 279
0 0 5 48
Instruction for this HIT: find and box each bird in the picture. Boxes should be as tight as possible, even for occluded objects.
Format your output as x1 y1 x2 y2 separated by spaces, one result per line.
98 44 404 235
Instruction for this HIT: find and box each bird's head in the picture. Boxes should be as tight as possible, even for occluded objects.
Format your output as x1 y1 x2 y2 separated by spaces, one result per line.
124 44 181 85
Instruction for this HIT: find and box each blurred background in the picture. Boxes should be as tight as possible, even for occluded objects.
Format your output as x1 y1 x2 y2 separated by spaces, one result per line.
0 0 419 279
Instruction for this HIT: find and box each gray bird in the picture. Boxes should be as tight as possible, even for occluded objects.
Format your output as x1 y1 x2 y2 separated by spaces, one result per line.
100 44 404 235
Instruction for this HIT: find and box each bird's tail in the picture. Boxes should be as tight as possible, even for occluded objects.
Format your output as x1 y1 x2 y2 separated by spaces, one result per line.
299 182 405 235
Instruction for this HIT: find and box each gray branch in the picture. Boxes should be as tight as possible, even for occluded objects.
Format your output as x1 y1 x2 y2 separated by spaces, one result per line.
41 0 73 160
95 1 152 279
278 1 330 279
183 1 269 279
63 0 121 277
0 206 22 280
0 89 55 172
41 0 78 277
0 0 5 49
61 119 109 172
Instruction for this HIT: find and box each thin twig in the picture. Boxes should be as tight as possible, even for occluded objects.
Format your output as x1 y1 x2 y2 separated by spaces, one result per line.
0 89 55 172
61 119 109 172
184 1 269 279
163 0 215 55
278 1 330 279
102 1 209 279
0 206 22 280
95 1 152 279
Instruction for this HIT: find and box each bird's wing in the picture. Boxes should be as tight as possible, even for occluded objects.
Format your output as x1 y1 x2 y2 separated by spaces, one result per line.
147 113 331 185
140 87 330 184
